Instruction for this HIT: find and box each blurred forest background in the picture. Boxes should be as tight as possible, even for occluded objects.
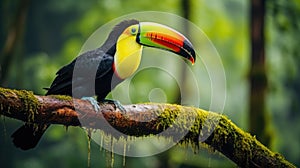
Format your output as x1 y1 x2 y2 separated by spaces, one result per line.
1 0 300 167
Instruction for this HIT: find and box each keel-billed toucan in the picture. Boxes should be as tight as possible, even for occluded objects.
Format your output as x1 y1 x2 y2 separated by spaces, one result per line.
11 19 196 150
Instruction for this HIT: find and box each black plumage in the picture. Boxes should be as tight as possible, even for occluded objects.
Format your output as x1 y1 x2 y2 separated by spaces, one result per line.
11 19 139 150
46 19 139 100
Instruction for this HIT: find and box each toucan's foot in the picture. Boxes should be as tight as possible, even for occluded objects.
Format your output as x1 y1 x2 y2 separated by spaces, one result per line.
102 99 126 112
81 97 100 112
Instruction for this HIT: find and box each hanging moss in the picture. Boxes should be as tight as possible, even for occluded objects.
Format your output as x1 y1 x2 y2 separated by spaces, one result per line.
0 88 14 114
150 104 292 167
15 89 40 122
153 104 210 152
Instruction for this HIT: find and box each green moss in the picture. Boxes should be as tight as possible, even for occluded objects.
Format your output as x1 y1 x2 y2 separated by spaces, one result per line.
153 104 214 152
16 90 40 122
0 87 40 122
154 104 264 157
49 95 73 101
156 104 181 130
155 105 294 167
183 108 211 152
208 115 275 166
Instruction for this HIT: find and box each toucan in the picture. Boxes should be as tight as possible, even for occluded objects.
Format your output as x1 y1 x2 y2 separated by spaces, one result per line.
11 19 196 150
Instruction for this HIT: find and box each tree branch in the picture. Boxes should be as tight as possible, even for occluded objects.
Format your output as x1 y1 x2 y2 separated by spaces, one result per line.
0 87 295 168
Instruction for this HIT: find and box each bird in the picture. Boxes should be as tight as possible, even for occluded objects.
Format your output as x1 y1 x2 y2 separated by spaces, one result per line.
11 19 196 150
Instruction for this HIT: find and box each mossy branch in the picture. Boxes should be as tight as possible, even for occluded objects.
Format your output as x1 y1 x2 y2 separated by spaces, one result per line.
0 87 295 168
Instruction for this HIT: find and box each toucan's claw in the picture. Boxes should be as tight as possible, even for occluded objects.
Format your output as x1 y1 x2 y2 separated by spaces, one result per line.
81 97 126 113
102 99 126 113
82 97 101 112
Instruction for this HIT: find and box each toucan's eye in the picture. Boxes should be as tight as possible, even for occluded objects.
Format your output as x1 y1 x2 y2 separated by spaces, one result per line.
130 27 137 35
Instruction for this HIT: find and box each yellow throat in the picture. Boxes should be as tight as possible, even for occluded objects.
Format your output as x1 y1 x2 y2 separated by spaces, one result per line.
114 28 143 79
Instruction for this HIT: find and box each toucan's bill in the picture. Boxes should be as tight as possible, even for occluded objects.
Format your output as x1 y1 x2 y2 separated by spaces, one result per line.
137 22 195 64
114 21 196 79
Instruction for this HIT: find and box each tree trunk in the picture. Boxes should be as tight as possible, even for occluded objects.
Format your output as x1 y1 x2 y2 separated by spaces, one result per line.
249 0 272 147
0 0 30 86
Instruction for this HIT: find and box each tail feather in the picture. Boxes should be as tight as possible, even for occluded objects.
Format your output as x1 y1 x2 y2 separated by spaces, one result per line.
11 124 49 150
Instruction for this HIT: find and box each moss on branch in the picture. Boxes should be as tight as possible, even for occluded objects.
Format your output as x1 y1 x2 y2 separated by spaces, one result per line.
0 87 296 168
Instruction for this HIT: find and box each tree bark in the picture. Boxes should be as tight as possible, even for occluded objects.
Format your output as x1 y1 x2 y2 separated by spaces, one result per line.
0 87 295 168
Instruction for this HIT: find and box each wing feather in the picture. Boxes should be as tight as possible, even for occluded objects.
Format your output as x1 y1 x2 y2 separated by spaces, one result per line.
46 49 114 96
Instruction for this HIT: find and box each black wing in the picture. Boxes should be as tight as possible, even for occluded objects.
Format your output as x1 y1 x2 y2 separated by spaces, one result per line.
45 60 74 96
45 48 114 98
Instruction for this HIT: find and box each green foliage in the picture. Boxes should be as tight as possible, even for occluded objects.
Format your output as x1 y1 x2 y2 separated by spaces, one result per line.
266 0 300 165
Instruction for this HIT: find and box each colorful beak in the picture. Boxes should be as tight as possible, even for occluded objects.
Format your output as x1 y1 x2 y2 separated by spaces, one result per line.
136 22 196 64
